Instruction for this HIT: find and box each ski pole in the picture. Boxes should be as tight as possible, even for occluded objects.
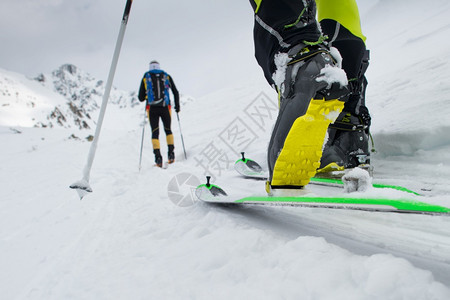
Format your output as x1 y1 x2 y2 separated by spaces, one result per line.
176 112 187 160
70 0 133 199
138 109 148 171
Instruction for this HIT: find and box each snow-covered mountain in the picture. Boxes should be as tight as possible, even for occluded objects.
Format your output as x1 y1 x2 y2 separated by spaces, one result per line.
0 64 140 130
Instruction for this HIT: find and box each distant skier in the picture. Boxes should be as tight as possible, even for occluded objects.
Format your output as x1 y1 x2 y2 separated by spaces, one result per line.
138 60 180 167
249 0 371 190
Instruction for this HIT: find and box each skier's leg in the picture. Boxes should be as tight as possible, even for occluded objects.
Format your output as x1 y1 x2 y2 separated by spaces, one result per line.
250 0 322 86
316 0 366 43
250 0 349 189
317 0 369 112
316 0 372 171
148 107 162 166
161 107 175 163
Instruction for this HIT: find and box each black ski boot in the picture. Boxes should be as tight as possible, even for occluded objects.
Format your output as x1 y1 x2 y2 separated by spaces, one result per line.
267 43 349 190
154 149 163 168
319 107 371 173
319 49 372 177
168 145 175 164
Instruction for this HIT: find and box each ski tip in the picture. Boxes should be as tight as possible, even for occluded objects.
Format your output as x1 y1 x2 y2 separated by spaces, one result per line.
196 177 228 200
195 185 229 203
234 158 265 178
204 177 227 196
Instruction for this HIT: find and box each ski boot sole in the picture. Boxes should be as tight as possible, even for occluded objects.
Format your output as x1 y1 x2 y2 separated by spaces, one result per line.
317 162 345 173
270 98 344 189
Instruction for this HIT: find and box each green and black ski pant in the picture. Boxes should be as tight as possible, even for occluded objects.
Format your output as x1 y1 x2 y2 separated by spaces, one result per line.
250 0 369 115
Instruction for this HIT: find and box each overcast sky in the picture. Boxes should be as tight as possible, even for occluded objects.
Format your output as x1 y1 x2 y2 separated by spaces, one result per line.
0 0 262 97
0 0 377 98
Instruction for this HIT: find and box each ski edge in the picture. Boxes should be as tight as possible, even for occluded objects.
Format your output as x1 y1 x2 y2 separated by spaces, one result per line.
310 177 421 196
199 195 450 216
235 196 450 215
195 186 450 216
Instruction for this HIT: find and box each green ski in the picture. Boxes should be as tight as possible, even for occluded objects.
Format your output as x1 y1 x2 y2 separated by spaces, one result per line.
234 153 421 195
196 177 450 216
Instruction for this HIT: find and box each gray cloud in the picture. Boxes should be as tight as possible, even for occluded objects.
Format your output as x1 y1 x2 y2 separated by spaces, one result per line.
0 0 260 97
0 0 377 97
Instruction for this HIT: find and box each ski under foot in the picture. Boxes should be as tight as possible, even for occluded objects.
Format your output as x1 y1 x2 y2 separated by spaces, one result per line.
215 154 450 215
195 177 450 216
234 153 420 196
155 162 169 169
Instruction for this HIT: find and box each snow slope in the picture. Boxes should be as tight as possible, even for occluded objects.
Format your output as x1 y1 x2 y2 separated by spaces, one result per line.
1 0 450 299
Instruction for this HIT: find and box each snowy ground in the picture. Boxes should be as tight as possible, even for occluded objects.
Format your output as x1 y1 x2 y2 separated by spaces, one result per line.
1 119 450 299
2 0 450 299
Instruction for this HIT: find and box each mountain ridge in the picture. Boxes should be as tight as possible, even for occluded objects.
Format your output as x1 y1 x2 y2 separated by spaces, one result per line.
0 64 140 130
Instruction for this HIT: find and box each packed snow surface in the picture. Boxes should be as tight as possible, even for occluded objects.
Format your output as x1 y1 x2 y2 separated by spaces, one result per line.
1 0 450 299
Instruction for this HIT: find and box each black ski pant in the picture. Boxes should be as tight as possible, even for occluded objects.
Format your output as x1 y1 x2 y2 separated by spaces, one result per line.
321 19 369 115
147 106 173 152
249 0 369 115
249 0 321 86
